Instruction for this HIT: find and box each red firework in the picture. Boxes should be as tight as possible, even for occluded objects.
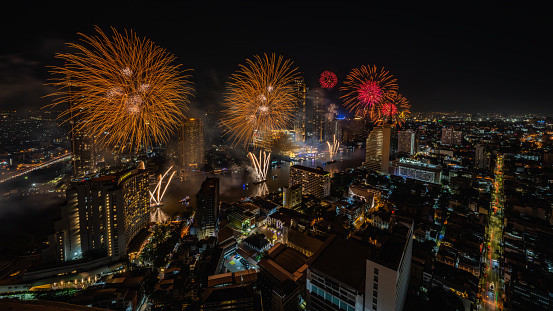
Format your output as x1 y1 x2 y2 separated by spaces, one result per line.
381 102 397 116
319 70 338 89
357 80 383 106
340 65 398 120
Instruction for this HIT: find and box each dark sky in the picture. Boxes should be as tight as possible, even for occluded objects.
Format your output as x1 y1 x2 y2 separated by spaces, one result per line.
1 1 551 114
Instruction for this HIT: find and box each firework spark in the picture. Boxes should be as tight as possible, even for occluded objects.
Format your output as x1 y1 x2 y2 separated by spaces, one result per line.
47 26 193 152
326 135 340 160
319 70 338 89
340 65 397 120
221 54 300 147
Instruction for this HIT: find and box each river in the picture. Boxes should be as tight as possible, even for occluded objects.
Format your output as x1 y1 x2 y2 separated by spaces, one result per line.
160 146 366 217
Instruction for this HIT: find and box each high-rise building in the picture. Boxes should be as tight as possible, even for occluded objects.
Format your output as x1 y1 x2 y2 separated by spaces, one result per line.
306 221 413 311
397 130 418 156
306 88 326 142
441 127 463 146
290 165 330 199
364 124 392 174
178 117 204 171
293 77 307 142
43 167 149 263
196 177 220 239
71 128 97 178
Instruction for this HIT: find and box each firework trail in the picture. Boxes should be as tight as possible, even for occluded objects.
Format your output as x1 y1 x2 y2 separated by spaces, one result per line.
248 150 271 181
47 26 193 152
326 135 340 160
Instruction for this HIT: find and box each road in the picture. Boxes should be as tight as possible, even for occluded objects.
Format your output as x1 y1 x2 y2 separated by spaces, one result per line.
0 154 71 183
480 155 504 311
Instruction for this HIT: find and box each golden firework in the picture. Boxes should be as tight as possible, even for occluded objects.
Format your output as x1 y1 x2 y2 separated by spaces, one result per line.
47 26 193 152
221 54 300 147
340 65 398 120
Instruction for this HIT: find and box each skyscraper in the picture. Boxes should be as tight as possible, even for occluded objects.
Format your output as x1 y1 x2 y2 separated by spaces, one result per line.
290 165 330 199
397 130 418 156
364 124 392 174
293 77 307 142
71 128 97 178
178 117 204 171
307 88 326 142
43 167 149 263
196 177 220 239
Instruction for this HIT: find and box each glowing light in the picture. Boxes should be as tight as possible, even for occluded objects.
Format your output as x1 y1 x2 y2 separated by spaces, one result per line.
221 54 300 147
319 70 338 89
47 26 193 152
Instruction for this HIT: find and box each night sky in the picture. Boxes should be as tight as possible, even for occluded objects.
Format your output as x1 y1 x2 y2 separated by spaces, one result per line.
1 1 551 115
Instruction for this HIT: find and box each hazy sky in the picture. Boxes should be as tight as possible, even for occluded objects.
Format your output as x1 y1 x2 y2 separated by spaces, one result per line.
1 1 551 114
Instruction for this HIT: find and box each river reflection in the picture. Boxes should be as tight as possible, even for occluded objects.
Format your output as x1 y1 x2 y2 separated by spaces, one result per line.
161 146 365 217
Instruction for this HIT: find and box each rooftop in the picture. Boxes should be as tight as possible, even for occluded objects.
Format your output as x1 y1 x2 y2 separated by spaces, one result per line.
291 165 330 176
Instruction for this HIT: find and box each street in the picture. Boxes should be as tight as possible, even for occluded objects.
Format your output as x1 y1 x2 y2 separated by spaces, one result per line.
480 155 504 311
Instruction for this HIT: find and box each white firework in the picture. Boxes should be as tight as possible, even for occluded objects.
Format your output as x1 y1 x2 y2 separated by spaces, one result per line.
248 150 270 181
326 134 340 160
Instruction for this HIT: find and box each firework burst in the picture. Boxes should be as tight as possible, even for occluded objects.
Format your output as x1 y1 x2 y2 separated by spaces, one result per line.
375 92 411 127
47 26 193 152
221 54 300 146
340 65 397 120
319 70 338 89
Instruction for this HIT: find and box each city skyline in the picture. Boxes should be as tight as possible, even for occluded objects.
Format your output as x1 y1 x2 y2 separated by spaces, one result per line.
0 2 551 115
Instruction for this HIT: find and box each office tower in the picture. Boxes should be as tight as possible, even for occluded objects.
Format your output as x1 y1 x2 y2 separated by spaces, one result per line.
43 167 149 263
306 221 413 311
390 158 443 184
196 177 220 239
397 130 418 156
293 77 307 142
71 128 97 178
441 127 463 146
307 88 326 141
178 117 204 171
364 124 392 174
290 165 330 199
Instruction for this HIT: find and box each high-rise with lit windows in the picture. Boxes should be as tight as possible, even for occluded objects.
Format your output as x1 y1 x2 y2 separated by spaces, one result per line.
364 124 392 174
43 167 149 263
178 117 204 171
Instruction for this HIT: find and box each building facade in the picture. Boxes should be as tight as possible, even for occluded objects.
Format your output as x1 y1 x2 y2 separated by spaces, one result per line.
397 130 418 156
364 124 392 174
197 177 220 239
390 158 443 184
290 165 330 199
